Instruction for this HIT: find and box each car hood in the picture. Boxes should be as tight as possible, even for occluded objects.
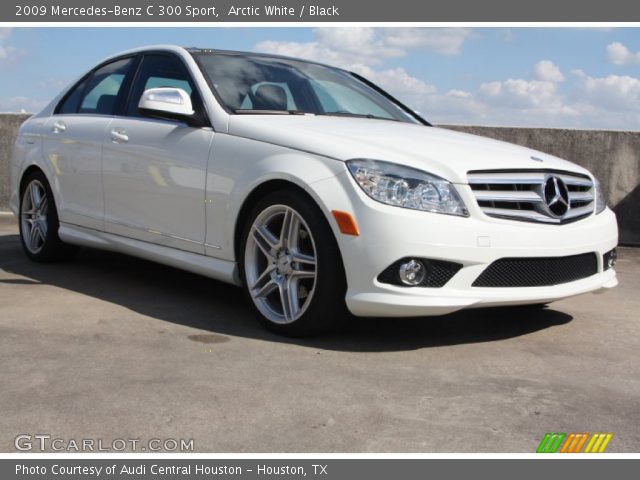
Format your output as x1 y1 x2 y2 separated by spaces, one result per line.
227 115 590 184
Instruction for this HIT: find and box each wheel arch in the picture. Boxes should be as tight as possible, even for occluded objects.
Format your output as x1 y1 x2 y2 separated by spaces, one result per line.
235 180 311 260
232 178 345 271
19 164 48 196
17 160 65 218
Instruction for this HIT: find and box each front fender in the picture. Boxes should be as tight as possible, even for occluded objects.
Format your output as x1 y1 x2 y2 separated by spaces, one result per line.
9 116 50 216
205 134 346 260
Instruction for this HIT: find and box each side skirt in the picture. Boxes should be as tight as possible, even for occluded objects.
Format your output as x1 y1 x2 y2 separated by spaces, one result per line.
58 223 240 286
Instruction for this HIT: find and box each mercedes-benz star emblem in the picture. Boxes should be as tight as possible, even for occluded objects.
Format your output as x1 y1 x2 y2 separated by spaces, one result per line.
543 176 570 218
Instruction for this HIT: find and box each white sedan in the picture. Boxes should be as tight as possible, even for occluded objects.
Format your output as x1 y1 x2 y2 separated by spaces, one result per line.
9 45 618 336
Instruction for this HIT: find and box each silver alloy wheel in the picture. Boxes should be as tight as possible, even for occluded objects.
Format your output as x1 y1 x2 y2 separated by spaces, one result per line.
245 204 318 324
21 179 49 254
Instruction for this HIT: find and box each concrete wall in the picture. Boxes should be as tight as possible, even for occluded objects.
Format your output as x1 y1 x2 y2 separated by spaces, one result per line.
0 114 31 215
0 115 638 244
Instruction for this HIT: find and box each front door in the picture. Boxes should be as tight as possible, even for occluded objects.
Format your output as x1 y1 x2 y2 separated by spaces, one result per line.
101 53 213 254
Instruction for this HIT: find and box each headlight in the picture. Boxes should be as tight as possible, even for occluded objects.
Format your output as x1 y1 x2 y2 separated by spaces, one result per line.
595 177 607 214
346 159 468 217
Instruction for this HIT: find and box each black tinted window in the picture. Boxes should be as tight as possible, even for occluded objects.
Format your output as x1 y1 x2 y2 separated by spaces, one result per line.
127 54 195 117
58 78 87 114
78 57 134 115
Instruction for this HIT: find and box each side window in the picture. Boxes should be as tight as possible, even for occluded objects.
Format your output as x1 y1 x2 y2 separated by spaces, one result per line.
58 78 88 114
127 54 196 117
78 58 134 115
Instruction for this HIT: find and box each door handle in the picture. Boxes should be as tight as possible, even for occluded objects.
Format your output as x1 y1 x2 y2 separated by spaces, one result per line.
52 121 66 133
110 128 129 144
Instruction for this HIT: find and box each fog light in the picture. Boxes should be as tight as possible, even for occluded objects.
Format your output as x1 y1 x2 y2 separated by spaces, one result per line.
399 259 426 286
378 257 462 288
605 249 618 269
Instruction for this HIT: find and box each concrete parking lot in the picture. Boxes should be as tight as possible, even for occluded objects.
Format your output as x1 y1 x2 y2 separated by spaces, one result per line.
1 215 638 452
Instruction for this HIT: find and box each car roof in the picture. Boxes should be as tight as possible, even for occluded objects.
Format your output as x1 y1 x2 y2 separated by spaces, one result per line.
101 44 346 73
185 46 341 69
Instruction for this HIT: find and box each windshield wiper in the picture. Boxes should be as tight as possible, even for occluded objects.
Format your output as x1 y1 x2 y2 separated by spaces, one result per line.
318 111 399 121
233 109 308 115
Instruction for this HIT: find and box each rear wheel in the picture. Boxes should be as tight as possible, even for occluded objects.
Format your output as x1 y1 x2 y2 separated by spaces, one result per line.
19 171 78 262
239 190 347 337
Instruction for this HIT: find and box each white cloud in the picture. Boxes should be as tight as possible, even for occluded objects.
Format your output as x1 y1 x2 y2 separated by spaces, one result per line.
377 28 473 55
533 60 565 83
255 27 472 69
0 28 21 65
573 70 640 111
400 66 640 129
379 60 640 129
606 42 640 66
348 64 486 124
478 79 567 111
497 28 516 43
353 65 437 97
0 96 45 113
0 46 13 62
447 89 472 98
468 59 585 124
473 78 581 127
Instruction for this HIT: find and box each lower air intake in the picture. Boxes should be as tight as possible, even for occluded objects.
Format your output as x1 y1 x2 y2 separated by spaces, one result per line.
472 253 598 287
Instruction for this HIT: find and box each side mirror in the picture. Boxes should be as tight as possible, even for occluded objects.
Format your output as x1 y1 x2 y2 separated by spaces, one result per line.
138 87 196 123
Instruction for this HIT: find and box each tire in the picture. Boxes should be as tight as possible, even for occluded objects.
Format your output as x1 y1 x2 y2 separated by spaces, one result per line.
239 189 348 337
19 170 78 262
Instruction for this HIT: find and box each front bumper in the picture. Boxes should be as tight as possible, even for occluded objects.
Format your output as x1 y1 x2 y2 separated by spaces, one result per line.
311 172 619 317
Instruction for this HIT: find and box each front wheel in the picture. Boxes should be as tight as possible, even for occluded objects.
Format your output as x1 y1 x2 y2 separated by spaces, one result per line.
239 190 347 337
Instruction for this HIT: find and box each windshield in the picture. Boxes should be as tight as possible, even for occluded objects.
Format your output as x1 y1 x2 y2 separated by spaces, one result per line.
192 52 423 124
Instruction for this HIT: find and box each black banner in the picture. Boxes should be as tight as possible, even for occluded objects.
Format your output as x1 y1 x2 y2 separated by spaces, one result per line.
5 0 640 22
4 459 640 480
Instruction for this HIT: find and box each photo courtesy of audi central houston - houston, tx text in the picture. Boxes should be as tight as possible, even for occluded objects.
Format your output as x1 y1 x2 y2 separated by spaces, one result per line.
0 22 638 460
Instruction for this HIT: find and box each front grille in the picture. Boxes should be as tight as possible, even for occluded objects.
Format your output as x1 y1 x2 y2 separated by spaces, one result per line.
472 253 598 287
467 169 595 224
378 258 462 288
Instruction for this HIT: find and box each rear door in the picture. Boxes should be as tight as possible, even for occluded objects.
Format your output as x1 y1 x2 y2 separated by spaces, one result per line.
101 53 214 254
41 57 137 230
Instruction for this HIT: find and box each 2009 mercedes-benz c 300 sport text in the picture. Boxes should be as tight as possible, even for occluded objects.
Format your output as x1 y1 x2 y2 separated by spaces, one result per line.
9 45 618 336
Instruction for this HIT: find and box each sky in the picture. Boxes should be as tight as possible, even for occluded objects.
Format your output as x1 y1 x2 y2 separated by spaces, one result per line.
0 27 639 130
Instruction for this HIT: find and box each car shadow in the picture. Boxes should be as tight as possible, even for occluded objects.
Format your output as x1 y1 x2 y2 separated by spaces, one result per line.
0 233 573 352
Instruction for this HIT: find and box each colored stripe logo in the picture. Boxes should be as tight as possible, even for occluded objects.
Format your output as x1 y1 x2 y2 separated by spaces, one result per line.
537 432 613 453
